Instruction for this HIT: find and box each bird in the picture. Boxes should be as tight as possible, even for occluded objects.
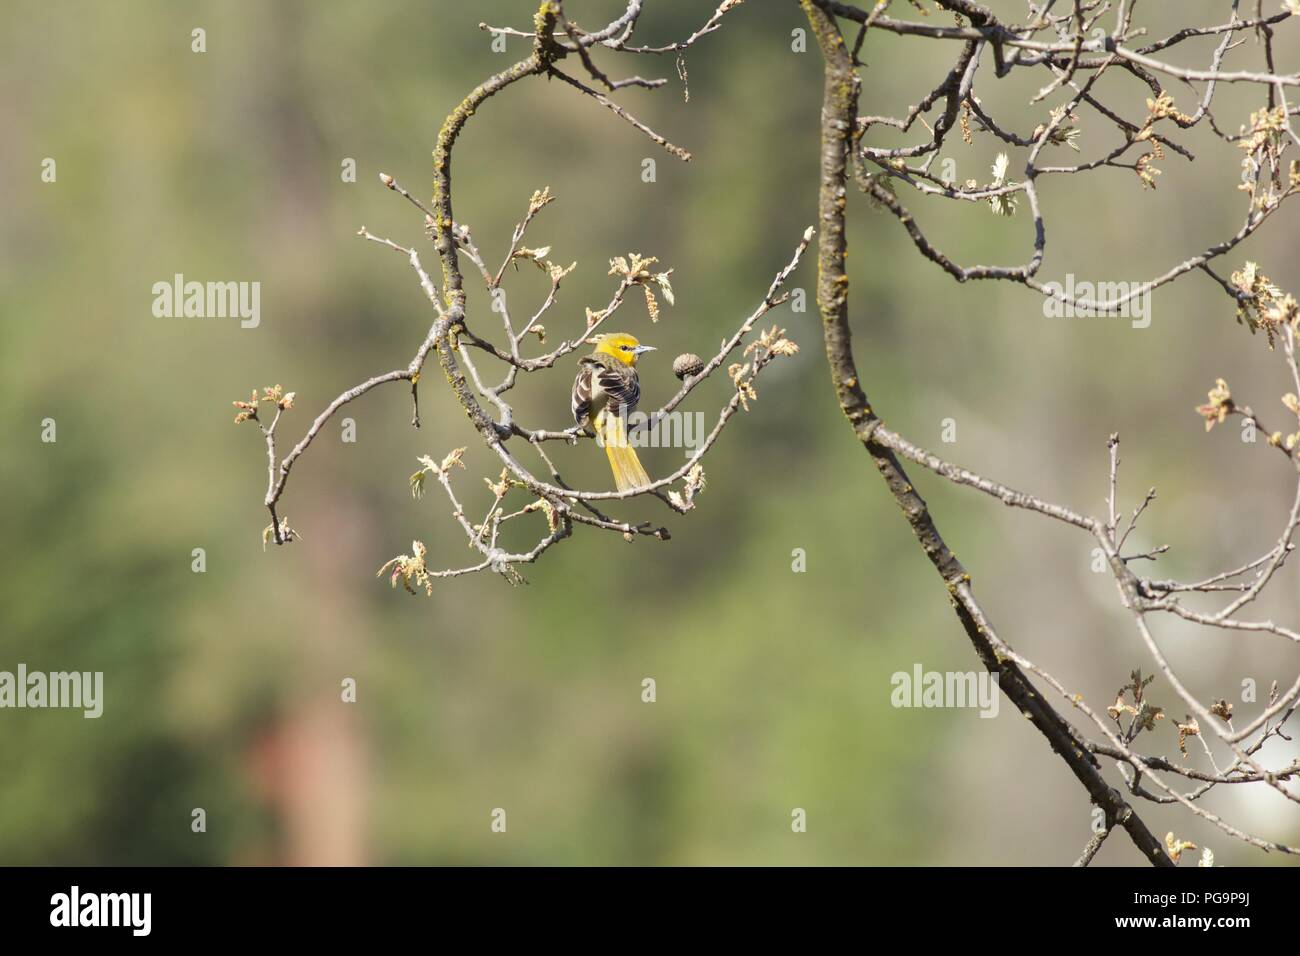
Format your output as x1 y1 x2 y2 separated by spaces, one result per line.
572 332 657 492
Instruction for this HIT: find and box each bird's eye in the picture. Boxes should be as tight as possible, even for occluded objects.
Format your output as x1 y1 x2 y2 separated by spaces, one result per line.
621 344 632 351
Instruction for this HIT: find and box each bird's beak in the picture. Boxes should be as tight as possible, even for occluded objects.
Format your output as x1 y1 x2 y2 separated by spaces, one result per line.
633 345 657 355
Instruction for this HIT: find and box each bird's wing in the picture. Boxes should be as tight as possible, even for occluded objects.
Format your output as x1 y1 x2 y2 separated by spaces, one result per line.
572 358 597 428
594 359 640 416
573 356 641 428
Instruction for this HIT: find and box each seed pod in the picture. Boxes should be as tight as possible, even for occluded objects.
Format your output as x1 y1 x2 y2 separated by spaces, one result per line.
673 352 705 380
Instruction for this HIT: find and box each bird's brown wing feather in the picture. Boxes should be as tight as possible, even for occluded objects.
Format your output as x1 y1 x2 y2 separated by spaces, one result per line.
572 354 640 429
571 359 596 429
593 356 640 416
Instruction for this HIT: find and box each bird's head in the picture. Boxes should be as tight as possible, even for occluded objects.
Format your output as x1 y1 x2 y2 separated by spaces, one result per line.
590 332 656 367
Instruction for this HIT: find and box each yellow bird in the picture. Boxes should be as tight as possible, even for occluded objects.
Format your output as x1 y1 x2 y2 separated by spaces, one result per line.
571 332 656 492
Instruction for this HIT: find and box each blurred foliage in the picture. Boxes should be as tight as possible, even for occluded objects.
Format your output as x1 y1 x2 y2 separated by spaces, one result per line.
0 0 1297 865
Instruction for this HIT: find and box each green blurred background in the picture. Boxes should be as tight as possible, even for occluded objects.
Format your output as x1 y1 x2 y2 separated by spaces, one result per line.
1 0 1297 865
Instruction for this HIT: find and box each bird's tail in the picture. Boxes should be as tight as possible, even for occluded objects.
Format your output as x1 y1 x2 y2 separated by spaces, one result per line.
599 412 651 492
